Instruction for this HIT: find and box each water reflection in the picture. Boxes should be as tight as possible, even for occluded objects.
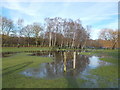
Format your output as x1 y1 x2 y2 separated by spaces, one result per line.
88 56 110 69
21 51 109 79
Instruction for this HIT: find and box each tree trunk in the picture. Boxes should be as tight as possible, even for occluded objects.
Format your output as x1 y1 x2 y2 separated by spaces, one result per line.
72 32 75 47
73 52 76 69
35 40 38 47
49 32 52 47
61 41 63 48
28 43 29 47
112 39 118 49
54 33 57 47
28 37 30 47
64 52 67 72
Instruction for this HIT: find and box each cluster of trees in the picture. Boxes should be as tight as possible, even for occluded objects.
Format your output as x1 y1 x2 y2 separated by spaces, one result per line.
99 28 119 49
0 16 119 49
1 16 90 49
87 28 119 49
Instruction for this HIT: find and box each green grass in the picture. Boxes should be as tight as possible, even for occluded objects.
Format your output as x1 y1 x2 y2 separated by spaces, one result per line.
3 53 53 69
81 49 119 88
2 52 87 88
80 49 119 88
90 65 118 81
80 49 119 63
2 52 55 88
89 65 118 88
2 48 119 88
99 57 118 64
2 47 82 53
2 47 52 52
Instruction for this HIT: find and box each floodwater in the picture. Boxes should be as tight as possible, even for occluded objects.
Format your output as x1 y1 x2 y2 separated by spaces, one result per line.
21 51 111 79
20 51 118 88
1 52 18 58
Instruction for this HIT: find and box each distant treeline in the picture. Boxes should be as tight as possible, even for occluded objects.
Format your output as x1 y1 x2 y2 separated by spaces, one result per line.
1 16 119 49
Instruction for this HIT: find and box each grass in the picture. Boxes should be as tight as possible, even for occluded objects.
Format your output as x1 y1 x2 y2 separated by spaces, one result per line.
2 47 52 53
2 48 119 88
80 49 119 63
2 52 55 88
100 58 118 64
89 65 118 88
2 51 87 88
3 53 53 69
80 49 119 88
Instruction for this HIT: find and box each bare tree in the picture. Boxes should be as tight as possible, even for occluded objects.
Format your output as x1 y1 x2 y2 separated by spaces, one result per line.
99 28 118 49
1 17 14 36
21 25 33 46
45 18 53 47
16 19 24 47
32 23 43 46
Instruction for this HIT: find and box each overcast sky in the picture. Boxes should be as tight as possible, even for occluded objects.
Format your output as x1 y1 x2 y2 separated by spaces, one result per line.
1 1 118 39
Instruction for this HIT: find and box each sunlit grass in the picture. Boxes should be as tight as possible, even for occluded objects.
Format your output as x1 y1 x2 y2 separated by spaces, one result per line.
2 47 52 52
2 48 119 88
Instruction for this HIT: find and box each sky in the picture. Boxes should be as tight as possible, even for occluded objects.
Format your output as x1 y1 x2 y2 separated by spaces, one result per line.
1 0 118 40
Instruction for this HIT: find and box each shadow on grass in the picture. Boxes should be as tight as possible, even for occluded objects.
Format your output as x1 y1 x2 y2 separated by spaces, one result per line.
65 76 79 88
64 71 79 88
3 62 33 76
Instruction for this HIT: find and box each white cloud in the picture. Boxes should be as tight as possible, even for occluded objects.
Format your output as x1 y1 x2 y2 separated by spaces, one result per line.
2 2 42 17
90 28 101 40
1 1 118 40
81 2 117 25
1 0 119 2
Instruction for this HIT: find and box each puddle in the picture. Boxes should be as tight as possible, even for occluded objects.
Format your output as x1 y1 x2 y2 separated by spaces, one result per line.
1 52 18 58
29 52 54 57
21 51 110 79
88 56 111 69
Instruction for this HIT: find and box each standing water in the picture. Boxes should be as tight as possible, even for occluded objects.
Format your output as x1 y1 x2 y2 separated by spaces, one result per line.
21 51 110 78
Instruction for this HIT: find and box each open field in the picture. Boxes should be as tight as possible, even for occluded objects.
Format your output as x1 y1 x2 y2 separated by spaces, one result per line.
2 48 119 88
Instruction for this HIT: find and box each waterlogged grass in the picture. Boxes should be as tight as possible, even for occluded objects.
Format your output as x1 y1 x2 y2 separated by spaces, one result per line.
3 74 69 88
3 53 53 69
80 49 119 63
81 49 119 88
80 49 119 88
100 57 118 64
3 73 87 88
2 52 87 88
90 65 118 81
89 65 118 88
2 48 119 88
2 52 56 88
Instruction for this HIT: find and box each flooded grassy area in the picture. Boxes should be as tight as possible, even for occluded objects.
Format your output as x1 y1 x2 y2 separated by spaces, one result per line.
80 49 119 88
2 48 119 88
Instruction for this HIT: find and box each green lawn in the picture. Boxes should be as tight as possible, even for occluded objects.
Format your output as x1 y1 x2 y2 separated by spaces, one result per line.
2 47 52 53
2 48 119 88
2 52 87 88
2 47 82 53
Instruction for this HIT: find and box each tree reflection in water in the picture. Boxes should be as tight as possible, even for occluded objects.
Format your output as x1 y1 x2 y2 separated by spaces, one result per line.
22 51 90 78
